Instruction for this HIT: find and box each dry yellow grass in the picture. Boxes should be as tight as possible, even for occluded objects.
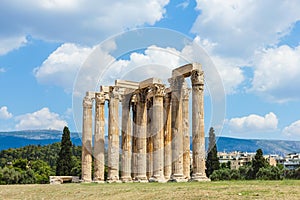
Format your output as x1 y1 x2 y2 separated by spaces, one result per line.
0 180 299 200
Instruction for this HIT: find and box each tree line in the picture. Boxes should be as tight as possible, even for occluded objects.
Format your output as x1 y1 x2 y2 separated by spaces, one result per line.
206 127 300 181
0 127 81 184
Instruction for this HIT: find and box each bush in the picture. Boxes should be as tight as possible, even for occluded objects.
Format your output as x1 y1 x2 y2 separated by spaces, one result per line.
230 169 240 180
210 168 231 181
1 167 21 184
284 167 300 180
256 166 282 180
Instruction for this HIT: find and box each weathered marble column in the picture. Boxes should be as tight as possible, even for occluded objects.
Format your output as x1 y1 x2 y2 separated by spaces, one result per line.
170 76 187 182
182 82 191 179
107 87 121 182
131 96 137 179
93 92 105 183
81 93 93 182
135 89 148 182
191 69 209 181
150 84 166 182
146 99 153 179
121 93 133 182
164 92 172 180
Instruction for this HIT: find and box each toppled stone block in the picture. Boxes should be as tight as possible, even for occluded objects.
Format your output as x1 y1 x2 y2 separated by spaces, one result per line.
49 176 80 184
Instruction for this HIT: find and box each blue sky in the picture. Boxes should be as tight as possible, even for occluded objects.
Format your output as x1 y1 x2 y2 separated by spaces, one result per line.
0 0 300 141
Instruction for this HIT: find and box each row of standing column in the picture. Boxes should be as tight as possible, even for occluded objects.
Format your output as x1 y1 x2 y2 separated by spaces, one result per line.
81 69 207 182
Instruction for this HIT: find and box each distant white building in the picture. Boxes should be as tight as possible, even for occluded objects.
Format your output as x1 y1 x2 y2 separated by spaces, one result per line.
277 153 300 170
217 151 255 169
217 151 300 169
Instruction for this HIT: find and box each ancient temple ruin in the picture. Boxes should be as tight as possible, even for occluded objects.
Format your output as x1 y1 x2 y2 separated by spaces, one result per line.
81 63 209 183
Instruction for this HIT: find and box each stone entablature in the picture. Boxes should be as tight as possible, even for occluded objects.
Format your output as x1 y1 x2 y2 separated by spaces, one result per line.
81 63 209 183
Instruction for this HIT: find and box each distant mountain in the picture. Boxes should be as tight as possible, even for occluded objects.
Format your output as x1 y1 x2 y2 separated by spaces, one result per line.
0 130 82 150
213 137 300 156
0 130 299 156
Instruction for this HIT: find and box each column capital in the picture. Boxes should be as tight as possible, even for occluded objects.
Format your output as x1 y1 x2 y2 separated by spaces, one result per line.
95 92 106 104
83 95 93 108
152 84 165 97
191 70 204 87
109 86 121 100
136 88 148 103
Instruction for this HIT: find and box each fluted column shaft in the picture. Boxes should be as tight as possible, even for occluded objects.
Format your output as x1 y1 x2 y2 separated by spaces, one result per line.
135 89 148 182
146 100 153 179
82 95 93 182
121 94 132 182
191 69 209 181
150 84 166 182
131 99 137 179
182 84 191 179
94 92 105 182
107 87 120 182
164 93 172 180
170 76 187 182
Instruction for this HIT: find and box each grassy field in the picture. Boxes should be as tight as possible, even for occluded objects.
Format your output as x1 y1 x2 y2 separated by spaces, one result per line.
0 180 299 200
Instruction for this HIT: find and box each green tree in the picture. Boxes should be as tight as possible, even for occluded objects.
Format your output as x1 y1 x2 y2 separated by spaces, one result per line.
31 160 55 183
56 127 73 176
206 127 220 177
210 168 231 181
256 166 282 180
250 149 268 179
230 169 241 180
1 167 21 184
238 164 252 180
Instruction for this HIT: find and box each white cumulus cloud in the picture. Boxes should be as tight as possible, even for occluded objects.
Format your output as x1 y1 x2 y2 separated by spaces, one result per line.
34 43 93 93
15 107 67 130
0 106 13 119
0 36 27 55
282 120 300 139
104 45 184 85
192 0 300 58
228 112 278 133
251 45 300 102
0 0 169 46
181 36 245 94
191 1 300 101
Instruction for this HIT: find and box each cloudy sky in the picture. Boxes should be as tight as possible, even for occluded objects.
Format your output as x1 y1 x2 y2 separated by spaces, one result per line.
0 0 300 141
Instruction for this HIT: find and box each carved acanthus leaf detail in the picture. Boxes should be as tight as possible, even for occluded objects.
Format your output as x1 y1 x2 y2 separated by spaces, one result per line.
153 84 165 97
191 70 204 86
83 96 93 108
95 92 105 104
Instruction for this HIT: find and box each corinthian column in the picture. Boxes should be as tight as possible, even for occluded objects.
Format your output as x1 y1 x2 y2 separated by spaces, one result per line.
81 93 93 182
146 99 153 179
121 93 133 182
191 69 209 181
135 89 148 182
107 87 121 182
164 92 172 180
131 95 137 179
150 84 166 182
182 82 191 179
93 92 105 183
170 76 187 182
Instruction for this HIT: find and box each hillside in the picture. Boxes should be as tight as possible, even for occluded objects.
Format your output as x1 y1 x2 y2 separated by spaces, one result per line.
0 130 299 155
214 137 300 155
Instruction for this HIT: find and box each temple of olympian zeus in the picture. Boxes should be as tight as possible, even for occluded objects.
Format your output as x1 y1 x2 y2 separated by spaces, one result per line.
81 63 209 183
